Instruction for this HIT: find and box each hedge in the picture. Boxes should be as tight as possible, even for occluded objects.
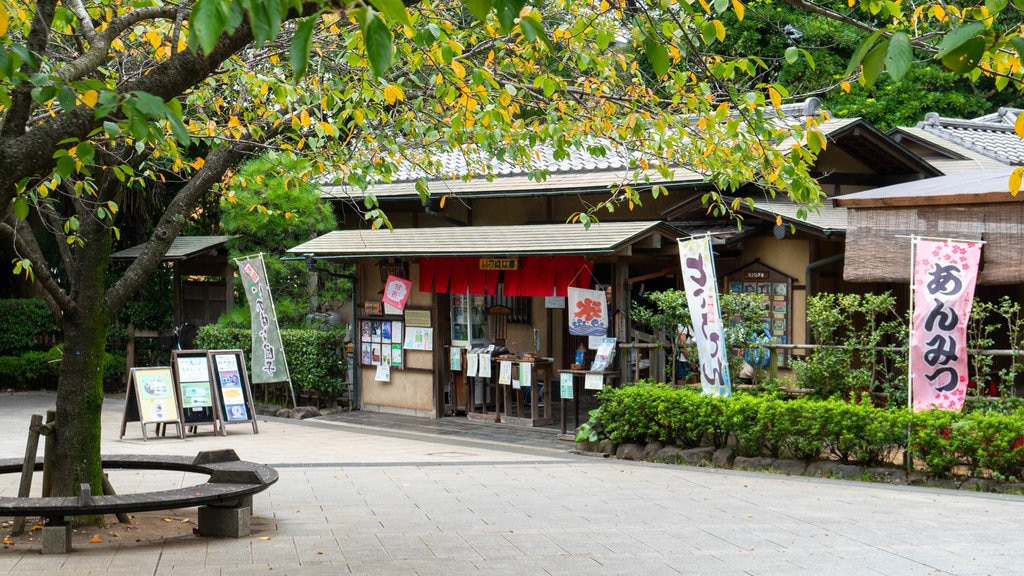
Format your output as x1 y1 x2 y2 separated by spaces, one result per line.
0 348 126 393
195 325 347 397
0 299 60 355
586 384 1024 480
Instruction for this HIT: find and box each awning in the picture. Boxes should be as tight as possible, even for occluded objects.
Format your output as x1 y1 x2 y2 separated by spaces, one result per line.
287 221 678 258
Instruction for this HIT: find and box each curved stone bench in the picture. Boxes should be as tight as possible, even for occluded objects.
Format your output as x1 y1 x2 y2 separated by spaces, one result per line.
0 449 278 553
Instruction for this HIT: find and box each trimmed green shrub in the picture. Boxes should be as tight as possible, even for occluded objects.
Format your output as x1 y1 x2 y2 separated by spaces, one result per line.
0 299 60 355
195 324 347 398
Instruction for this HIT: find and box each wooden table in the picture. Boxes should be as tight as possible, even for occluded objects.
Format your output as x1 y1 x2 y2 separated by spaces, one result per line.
496 357 553 427
557 369 621 439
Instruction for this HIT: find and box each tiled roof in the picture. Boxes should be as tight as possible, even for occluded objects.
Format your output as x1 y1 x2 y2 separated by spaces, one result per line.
321 115 864 202
914 108 1023 166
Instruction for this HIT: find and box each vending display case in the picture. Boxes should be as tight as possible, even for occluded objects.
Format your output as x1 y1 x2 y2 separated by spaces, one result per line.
451 292 489 347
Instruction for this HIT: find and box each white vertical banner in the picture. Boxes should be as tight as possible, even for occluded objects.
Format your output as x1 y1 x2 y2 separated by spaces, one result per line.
678 236 732 397
236 254 295 406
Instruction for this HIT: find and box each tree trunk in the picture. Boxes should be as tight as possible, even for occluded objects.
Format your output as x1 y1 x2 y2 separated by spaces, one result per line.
51 232 112 502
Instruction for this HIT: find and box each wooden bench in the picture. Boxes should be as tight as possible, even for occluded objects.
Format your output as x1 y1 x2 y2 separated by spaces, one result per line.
0 449 278 553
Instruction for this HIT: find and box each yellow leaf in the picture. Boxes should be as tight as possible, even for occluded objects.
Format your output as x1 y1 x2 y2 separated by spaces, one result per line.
731 0 745 21
162 518 173 522
1010 167 1023 197
383 85 404 105
191 157 205 170
0 5 9 37
439 195 447 209
1 539 12 545
89 537 103 543
768 86 782 110
81 90 99 107
450 59 466 79
227 116 241 128
1015 114 1024 139
145 30 162 49
840 81 851 93
319 121 335 137
713 20 726 42
300 109 311 128
847 0 855 6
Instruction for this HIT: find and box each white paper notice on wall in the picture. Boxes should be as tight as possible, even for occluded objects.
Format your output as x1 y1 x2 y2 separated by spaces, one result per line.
375 363 391 382
584 373 604 390
466 353 479 377
499 360 512 385
478 354 492 378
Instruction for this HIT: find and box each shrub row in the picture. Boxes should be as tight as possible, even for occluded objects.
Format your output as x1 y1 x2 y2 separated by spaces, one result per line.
587 384 1024 480
0 299 61 355
0 348 126 392
195 325 347 397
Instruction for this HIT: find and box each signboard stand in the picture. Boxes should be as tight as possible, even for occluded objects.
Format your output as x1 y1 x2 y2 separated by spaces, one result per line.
209 349 259 434
172 350 225 436
120 367 184 440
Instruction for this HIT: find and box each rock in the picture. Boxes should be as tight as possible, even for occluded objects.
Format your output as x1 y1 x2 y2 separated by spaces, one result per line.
959 478 997 492
805 461 866 480
596 439 616 455
866 466 907 485
770 459 808 476
642 441 665 461
733 456 776 472
654 446 685 464
679 447 714 467
616 443 646 461
712 448 735 468
289 406 321 419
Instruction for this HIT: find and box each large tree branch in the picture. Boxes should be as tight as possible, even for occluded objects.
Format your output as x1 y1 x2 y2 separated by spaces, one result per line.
0 0 58 139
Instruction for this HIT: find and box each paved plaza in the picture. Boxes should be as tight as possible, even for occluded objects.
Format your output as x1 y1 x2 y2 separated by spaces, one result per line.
0 390 1022 575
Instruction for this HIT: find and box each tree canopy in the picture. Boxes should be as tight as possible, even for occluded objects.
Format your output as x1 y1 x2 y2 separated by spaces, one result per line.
0 0 1020 498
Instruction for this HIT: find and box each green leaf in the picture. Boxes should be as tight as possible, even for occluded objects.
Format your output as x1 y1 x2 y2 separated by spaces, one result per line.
290 14 318 79
247 0 274 47
362 11 394 76
369 0 412 29
884 32 912 81
845 29 884 77
13 197 29 221
860 38 888 87
645 39 669 78
714 0 729 12
941 37 986 74
784 46 799 64
191 0 229 56
937 22 986 59
465 0 493 22
76 141 95 165
985 0 1008 14
57 85 76 112
494 0 525 33
130 91 168 117
519 12 553 50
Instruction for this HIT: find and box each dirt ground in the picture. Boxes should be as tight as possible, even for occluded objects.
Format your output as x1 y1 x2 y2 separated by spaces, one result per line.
1 511 217 552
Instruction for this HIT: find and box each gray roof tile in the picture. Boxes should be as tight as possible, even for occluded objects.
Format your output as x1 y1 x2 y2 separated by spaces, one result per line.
916 108 1023 166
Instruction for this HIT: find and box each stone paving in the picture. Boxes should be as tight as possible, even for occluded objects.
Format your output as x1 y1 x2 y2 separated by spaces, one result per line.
0 390 1022 575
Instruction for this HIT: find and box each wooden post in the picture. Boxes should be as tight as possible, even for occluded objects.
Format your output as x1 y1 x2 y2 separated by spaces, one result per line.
11 414 43 536
41 409 56 498
101 474 132 524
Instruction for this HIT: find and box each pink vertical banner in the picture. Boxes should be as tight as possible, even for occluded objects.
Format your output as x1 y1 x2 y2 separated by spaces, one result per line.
678 236 731 397
911 239 982 411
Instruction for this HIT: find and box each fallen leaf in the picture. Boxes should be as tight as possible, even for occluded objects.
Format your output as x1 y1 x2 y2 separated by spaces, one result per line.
2 539 14 545
259 536 272 541
89 537 103 543
180 518 191 523
31 524 42 531
162 518 174 522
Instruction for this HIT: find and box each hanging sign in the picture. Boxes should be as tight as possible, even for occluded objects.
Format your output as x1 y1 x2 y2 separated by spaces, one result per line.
567 287 608 336
479 258 518 270
382 274 413 311
679 236 732 397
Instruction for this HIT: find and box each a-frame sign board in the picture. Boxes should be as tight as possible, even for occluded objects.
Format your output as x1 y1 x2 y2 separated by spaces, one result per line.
171 350 225 436
209 349 259 434
120 367 184 440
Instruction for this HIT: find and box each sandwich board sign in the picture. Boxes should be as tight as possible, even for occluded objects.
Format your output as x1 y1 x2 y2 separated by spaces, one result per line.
172 350 224 436
120 366 183 440
209 349 259 434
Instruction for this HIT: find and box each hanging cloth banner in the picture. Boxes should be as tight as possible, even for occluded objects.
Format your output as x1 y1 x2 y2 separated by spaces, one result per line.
237 255 292 388
567 287 608 336
678 236 731 397
910 238 982 412
382 274 413 311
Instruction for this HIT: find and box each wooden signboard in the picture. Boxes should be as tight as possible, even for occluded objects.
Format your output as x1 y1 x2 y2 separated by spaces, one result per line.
209 349 259 434
171 350 224 436
120 367 184 440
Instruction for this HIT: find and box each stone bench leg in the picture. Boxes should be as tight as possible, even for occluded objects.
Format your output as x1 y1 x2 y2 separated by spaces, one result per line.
198 498 252 538
42 521 72 554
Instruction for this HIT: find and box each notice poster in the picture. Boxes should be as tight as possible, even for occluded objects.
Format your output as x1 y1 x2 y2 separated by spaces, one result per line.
466 353 479 377
172 351 218 429
498 360 513 385
214 353 248 421
560 372 574 399
135 368 178 423
584 373 604 390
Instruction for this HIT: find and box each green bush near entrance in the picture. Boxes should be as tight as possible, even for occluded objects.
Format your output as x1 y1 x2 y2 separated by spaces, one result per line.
585 383 1024 481
196 325 347 402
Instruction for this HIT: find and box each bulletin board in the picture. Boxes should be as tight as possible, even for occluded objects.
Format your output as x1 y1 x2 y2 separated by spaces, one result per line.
171 350 223 435
120 366 184 440
724 259 793 366
209 349 259 434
